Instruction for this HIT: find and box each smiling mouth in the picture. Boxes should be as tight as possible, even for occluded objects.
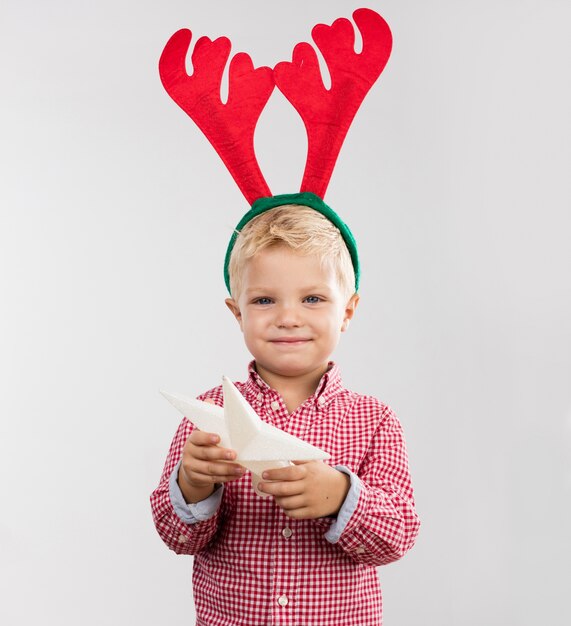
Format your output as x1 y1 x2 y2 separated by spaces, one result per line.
269 338 312 345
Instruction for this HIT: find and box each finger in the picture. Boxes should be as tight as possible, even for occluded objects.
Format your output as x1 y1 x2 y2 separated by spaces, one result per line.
262 465 306 482
189 459 245 482
274 495 307 512
203 398 216 405
187 431 237 461
257 480 304 498
189 430 222 446
184 469 240 486
282 506 313 520
189 442 238 462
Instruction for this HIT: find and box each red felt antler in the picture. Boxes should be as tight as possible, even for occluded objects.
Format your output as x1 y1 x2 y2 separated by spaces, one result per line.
159 29 275 204
274 8 392 198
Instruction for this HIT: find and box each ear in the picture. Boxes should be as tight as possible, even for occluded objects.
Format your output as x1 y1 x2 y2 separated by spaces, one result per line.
341 293 359 332
225 298 243 331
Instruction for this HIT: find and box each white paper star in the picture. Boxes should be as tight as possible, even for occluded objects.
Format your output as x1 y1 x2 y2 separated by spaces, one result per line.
161 376 331 496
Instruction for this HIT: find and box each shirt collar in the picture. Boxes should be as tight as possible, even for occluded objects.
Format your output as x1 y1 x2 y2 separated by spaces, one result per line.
245 360 343 409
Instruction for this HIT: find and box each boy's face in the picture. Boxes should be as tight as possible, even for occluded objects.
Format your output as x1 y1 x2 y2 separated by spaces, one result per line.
226 245 358 385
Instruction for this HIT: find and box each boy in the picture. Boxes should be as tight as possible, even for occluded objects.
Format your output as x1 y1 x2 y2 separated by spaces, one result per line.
151 204 420 625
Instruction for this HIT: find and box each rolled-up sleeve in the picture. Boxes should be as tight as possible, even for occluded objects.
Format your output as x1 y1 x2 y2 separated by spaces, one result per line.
169 460 224 523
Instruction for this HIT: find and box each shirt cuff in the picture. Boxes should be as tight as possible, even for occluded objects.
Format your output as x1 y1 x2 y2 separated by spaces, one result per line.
169 460 224 524
324 465 362 544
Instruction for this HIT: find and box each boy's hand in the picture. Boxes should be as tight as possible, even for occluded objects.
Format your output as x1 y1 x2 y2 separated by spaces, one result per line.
258 461 350 519
178 402 245 504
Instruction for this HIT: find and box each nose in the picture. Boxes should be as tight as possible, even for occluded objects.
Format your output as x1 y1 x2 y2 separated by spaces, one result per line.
275 302 302 328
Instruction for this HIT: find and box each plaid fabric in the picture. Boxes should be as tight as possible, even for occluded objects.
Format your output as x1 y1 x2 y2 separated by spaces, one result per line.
151 362 420 625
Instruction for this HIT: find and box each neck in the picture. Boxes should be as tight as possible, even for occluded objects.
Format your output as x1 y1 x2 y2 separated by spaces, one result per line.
255 362 329 413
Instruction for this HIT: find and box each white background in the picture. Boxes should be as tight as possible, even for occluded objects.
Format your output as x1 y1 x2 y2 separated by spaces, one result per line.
1 1 570 624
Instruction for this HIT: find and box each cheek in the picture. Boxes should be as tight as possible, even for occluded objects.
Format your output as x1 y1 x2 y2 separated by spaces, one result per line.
317 316 342 339
241 313 264 336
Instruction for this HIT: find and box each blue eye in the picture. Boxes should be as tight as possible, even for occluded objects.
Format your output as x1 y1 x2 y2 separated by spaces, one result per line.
304 296 322 304
254 297 273 305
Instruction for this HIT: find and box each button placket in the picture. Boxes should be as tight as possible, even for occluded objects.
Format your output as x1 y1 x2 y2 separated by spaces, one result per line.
273 512 297 618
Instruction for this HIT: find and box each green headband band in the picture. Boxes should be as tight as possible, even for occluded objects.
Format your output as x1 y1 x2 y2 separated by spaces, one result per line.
223 192 360 294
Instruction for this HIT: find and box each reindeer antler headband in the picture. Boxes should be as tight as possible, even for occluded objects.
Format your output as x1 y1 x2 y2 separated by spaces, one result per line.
159 8 392 292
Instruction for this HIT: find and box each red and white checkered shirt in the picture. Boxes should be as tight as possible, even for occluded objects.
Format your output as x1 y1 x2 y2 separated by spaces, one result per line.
151 362 420 625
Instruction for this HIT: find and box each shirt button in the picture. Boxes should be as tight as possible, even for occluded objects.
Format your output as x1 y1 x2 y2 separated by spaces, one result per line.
355 545 366 554
282 527 293 538
270 401 280 410
318 397 326 406
277 595 289 607
177 534 188 544
257 393 263 401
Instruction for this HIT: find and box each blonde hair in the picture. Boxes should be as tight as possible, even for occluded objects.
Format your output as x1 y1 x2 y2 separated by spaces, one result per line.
228 204 355 301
